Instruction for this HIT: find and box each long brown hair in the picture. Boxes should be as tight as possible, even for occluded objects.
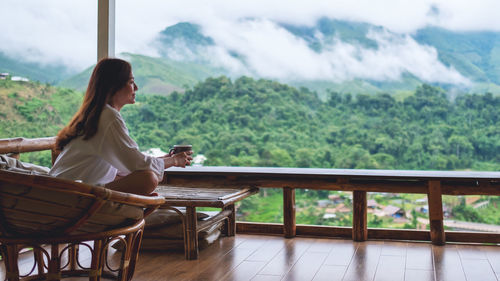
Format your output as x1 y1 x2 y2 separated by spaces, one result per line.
56 58 132 151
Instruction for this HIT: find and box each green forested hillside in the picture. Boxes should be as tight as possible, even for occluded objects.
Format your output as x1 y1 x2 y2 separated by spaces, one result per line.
1 77 499 171
122 77 499 170
0 79 83 166
59 53 220 95
2 77 499 227
415 27 500 84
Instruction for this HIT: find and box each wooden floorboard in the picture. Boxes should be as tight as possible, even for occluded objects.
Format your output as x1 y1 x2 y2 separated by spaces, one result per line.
257 237 312 277
1 234 499 281
433 245 465 281
406 243 434 271
342 241 383 281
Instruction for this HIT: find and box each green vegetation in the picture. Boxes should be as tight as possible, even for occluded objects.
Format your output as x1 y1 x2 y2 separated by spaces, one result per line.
59 53 221 95
1 77 499 228
120 77 499 171
2 76 499 171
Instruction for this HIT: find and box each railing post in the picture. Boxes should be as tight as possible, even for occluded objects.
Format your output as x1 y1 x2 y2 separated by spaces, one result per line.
352 190 367 241
283 186 296 238
427 180 445 245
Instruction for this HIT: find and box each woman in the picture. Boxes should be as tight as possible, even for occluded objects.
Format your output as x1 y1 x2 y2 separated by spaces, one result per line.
49 58 192 195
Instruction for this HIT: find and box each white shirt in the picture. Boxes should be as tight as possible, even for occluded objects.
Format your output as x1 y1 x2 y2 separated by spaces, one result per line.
49 104 164 186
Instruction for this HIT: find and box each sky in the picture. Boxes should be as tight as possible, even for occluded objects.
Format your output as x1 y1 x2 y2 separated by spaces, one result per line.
2 0 500 84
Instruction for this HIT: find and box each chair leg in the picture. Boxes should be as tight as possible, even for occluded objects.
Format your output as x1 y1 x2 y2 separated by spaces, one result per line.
47 243 61 281
124 229 144 281
3 244 20 281
68 244 78 271
90 240 104 281
117 233 133 281
33 247 45 276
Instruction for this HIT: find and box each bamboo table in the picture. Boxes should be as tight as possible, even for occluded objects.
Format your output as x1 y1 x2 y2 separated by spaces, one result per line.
155 185 259 260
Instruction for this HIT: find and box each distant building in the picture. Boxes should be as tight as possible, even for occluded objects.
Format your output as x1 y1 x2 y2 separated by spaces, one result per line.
382 205 405 218
367 199 378 209
419 206 428 214
11 76 29 82
317 200 331 208
327 194 343 204
192 154 206 166
465 196 481 205
473 200 490 209
322 213 337 219
0 73 9 79
325 203 350 214
415 198 428 204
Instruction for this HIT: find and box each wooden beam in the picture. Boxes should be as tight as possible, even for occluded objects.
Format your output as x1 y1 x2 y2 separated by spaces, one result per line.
236 222 352 238
236 222 283 235
427 180 445 245
446 231 500 244
296 225 351 238
283 187 296 238
368 228 430 241
97 0 115 60
0 137 56 154
164 175 500 195
352 190 367 241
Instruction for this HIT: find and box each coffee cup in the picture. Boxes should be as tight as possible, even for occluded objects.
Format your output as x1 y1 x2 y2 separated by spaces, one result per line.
169 144 192 155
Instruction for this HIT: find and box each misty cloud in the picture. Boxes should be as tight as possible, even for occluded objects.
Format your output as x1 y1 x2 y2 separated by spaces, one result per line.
162 19 469 85
1 1 96 70
1 0 499 84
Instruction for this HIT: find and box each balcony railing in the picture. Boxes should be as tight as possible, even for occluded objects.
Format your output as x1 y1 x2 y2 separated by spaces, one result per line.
163 166 500 245
1 137 499 245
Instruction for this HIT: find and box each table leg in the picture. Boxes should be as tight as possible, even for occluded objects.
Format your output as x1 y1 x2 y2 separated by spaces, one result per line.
224 204 236 236
184 206 199 260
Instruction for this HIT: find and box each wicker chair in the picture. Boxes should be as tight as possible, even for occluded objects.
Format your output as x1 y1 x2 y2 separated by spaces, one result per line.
0 168 165 281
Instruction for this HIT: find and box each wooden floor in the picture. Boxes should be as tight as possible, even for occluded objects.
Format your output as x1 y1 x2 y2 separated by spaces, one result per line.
2 234 500 281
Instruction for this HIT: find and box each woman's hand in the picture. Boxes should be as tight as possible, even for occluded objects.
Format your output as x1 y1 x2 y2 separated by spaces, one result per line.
161 151 193 168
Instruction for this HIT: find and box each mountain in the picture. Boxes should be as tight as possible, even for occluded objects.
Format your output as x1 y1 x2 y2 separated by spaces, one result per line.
156 22 215 57
23 19 500 96
59 53 220 95
0 51 73 84
147 20 500 96
414 27 500 84
281 18 381 51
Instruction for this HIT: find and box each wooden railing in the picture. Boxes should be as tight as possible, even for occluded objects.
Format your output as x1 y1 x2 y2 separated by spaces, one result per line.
0 136 57 162
2 137 499 245
163 166 500 245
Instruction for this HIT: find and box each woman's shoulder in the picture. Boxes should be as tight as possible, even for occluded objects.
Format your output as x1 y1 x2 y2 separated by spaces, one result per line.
101 104 123 122
100 104 127 130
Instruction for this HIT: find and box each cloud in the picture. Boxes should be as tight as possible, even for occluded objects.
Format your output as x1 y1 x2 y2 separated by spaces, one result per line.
0 0 96 70
1 0 498 84
171 19 469 85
